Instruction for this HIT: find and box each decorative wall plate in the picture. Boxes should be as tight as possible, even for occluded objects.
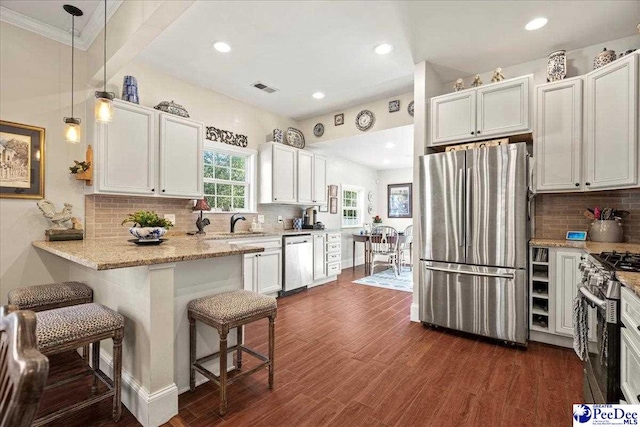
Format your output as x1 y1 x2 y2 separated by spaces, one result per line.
408 101 414 117
388 100 400 113
285 127 305 149
368 191 373 201
313 123 324 137
355 110 375 131
154 100 189 118
368 204 374 214
334 113 344 126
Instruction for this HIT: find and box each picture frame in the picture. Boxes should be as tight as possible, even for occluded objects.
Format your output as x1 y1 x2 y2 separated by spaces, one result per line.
334 113 344 126
387 183 412 218
328 184 338 197
329 197 338 214
0 120 45 199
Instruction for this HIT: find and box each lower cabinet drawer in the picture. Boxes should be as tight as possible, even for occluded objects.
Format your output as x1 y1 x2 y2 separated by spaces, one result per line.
327 243 341 253
327 262 341 276
327 252 340 263
621 328 640 404
327 233 341 242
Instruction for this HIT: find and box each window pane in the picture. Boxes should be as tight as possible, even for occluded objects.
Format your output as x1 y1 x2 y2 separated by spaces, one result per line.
233 197 245 209
204 182 215 194
204 165 214 178
205 196 215 208
216 183 232 196
231 169 245 182
343 199 351 207
233 185 245 197
231 156 246 169
217 196 231 211
215 167 230 180
215 153 230 166
204 151 214 165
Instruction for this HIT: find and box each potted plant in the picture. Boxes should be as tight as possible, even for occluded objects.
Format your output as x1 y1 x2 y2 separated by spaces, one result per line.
122 211 173 241
372 215 383 225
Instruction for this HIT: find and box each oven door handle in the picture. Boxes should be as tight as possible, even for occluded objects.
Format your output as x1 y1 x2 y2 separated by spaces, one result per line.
579 285 606 310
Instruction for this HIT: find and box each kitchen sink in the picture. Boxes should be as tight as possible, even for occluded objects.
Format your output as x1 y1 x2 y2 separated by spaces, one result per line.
202 231 268 240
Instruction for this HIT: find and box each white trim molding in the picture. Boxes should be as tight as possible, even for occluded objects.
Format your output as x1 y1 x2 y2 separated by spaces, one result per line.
0 1 123 51
410 302 420 322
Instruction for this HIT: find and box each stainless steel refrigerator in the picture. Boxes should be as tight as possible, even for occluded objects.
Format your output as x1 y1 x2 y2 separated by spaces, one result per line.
419 143 529 345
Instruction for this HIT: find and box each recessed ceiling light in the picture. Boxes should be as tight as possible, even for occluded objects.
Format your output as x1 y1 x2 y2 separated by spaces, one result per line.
374 43 393 55
385 142 396 149
525 17 548 31
383 159 391 165
312 92 325 100
213 41 231 53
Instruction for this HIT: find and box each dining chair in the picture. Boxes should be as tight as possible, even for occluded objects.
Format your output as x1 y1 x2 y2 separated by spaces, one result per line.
369 226 399 277
400 225 413 271
0 307 49 427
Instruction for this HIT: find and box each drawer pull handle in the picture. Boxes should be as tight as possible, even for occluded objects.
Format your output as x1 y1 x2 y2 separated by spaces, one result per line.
637 325 640 332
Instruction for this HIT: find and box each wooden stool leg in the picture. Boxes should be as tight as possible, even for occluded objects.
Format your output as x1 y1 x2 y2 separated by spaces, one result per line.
91 341 100 394
268 315 275 389
189 316 196 392
112 332 123 422
236 326 243 370
219 330 228 416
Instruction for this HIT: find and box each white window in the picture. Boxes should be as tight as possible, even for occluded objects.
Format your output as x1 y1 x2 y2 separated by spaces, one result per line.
203 142 257 213
341 185 364 228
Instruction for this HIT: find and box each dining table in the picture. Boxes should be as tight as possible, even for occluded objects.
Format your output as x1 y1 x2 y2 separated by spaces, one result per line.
352 232 409 275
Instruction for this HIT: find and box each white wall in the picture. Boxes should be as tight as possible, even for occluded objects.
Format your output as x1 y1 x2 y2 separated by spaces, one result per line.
376 168 413 231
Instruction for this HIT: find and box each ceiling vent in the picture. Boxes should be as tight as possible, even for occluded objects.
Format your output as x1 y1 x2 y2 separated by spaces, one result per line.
251 82 278 94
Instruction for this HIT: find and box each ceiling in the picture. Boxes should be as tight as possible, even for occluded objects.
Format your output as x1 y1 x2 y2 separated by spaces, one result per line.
309 125 413 171
0 0 122 50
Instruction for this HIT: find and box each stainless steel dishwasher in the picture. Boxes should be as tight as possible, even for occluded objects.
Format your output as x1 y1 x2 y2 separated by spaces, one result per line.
281 234 313 296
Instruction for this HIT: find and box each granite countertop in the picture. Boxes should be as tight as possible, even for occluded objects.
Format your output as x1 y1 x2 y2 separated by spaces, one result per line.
201 229 342 240
32 236 265 271
529 238 640 296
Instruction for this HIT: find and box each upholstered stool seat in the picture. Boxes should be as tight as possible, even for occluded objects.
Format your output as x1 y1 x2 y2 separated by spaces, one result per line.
188 290 277 416
31 303 124 426
8 281 93 311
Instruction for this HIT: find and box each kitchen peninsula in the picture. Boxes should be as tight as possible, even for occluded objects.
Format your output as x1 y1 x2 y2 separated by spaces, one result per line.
32 236 266 427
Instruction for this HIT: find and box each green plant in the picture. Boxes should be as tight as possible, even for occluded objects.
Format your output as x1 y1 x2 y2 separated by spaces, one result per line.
69 160 91 174
121 211 173 228
372 215 383 224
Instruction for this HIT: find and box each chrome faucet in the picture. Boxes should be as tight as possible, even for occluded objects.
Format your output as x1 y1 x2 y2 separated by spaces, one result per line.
230 213 246 233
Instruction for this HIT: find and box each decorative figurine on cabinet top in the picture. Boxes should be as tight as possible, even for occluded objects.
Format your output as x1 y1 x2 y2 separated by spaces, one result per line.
453 78 465 92
593 47 616 69
491 68 505 82
546 50 567 82
471 75 483 87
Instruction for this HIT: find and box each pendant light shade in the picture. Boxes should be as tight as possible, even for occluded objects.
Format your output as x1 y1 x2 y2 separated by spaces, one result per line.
63 4 83 143
95 0 114 123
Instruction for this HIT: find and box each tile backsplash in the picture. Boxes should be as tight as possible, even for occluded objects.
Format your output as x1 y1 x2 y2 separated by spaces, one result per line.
85 195 303 239
535 189 640 242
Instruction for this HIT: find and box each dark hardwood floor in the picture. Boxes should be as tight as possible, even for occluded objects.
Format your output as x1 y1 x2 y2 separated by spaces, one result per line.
36 265 582 426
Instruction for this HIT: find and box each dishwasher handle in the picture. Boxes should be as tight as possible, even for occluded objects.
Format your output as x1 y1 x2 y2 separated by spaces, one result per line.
286 239 310 245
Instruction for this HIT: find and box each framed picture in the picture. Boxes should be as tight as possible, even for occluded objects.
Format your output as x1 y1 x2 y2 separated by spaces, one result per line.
329 197 338 214
334 113 344 126
0 120 45 199
387 183 412 218
328 184 338 197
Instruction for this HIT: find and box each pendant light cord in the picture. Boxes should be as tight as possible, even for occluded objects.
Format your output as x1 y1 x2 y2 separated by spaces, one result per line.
71 13 75 117
103 0 107 93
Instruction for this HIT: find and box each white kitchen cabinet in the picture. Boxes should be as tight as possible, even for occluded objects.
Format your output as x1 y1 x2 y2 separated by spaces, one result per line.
584 54 638 191
259 143 297 203
553 249 595 341
430 91 476 145
429 75 532 146
297 150 314 204
158 113 204 198
535 78 583 192
621 286 640 404
476 76 530 138
313 233 327 280
313 155 327 205
243 247 282 295
95 100 156 195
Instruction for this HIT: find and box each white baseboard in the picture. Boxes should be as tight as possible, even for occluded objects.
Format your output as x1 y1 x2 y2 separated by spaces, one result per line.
100 350 178 427
410 303 420 322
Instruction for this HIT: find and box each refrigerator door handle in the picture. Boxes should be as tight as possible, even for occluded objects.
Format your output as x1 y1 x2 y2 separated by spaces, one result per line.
424 265 516 280
458 168 464 247
466 168 472 248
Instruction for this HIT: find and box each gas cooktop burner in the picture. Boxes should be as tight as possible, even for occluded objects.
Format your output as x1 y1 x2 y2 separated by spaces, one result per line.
595 251 640 272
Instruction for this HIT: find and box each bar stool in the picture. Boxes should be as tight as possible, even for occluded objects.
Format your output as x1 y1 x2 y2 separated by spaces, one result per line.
8 282 93 362
30 303 125 426
188 290 277 416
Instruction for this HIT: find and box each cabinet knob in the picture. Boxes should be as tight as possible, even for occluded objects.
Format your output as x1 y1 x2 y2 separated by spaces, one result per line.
477 130 481 134
162 189 165 193
585 182 591 186
470 131 475 135
151 188 155 192
575 183 580 187
274 198 277 201
637 325 640 332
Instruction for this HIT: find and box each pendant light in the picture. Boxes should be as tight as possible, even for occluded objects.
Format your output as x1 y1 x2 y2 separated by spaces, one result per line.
95 0 114 123
63 4 83 143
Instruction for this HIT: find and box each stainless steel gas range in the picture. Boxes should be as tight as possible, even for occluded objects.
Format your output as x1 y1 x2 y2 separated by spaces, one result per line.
578 251 640 403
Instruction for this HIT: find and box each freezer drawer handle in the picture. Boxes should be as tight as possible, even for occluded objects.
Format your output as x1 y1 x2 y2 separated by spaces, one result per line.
424 265 515 280
579 285 606 310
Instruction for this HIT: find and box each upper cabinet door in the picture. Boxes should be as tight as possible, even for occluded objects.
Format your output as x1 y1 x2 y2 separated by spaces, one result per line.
272 144 297 203
158 114 204 199
313 155 327 205
297 150 314 204
535 78 583 192
97 100 156 195
585 54 638 191
476 76 531 138
430 91 476 145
